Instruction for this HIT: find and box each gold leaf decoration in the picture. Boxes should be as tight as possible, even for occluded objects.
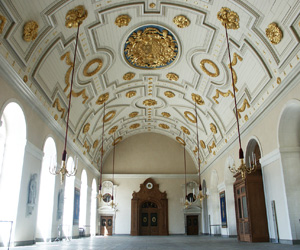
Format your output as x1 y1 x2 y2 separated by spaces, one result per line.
52 98 65 118
68 89 89 104
176 136 186 146
65 5 88 28
181 126 190 135
237 99 250 118
83 123 90 133
84 141 90 152
124 26 178 69
130 123 140 129
193 146 198 156
149 3 156 8
126 91 136 98
0 15 7 34
212 89 233 104
23 21 39 42
164 91 175 98
103 111 116 123
162 112 171 118
93 140 99 149
200 140 206 149
113 136 122 146
228 53 243 92
166 73 179 81
184 111 196 123
83 59 102 77
123 72 135 80
192 93 205 105
54 114 58 121
210 123 217 134
143 99 157 106
277 77 281 84
266 23 283 45
217 7 239 30
200 59 220 77
60 52 73 92
129 112 139 118
109 126 118 134
96 93 109 105
244 115 249 121
23 75 28 83
115 15 131 27
159 123 169 129
208 141 216 153
173 15 190 28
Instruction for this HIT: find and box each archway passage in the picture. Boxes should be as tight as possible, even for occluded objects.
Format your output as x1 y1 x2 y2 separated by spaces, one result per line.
131 178 168 236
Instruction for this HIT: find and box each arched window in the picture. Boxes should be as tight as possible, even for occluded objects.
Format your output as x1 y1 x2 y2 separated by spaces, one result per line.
79 170 87 232
0 102 26 246
36 137 57 241
90 179 97 236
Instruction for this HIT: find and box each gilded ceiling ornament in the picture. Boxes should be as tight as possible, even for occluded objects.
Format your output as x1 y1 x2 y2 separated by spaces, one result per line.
244 115 249 121
115 15 131 28
96 93 109 105
213 89 233 104
277 77 281 84
65 5 88 28
84 141 90 152
52 98 65 118
109 126 118 134
192 93 205 105
60 52 73 92
93 140 99 149
129 123 140 129
161 112 171 118
237 99 250 118
23 75 28 83
176 136 186 146
149 3 156 8
166 73 179 81
200 59 220 77
208 141 216 153
173 15 190 28
184 111 196 123
228 52 243 92
217 7 239 30
83 59 102 77
143 99 157 106
129 112 139 118
210 123 217 134
83 123 90 133
123 72 135 80
181 126 190 135
126 91 136 98
23 21 39 42
68 89 88 104
266 23 283 45
113 136 122 146
0 15 7 34
124 26 178 69
159 123 169 129
193 146 198 156
164 91 175 98
54 114 58 121
103 111 116 123
200 140 206 149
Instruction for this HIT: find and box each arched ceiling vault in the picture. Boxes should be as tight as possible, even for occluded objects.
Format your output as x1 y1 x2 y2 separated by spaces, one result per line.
0 0 299 173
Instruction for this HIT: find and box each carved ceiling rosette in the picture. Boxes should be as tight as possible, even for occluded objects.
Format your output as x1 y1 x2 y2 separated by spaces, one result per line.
217 7 239 30
266 23 283 44
65 5 88 28
124 25 179 69
123 72 135 80
23 21 39 42
115 15 131 27
143 99 157 106
173 15 190 28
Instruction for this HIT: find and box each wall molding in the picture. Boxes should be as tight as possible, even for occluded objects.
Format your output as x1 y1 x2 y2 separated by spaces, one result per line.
102 174 198 179
260 148 280 167
25 140 44 161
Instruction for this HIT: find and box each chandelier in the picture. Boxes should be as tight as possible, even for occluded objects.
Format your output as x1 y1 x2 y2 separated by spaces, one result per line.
110 133 118 209
98 103 106 202
217 7 257 179
49 6 87 183
182 136 191 208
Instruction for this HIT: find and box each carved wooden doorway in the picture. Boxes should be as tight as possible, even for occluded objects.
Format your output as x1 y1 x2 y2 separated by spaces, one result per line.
131 178 168 236
187 215 198 235
100 216 113 236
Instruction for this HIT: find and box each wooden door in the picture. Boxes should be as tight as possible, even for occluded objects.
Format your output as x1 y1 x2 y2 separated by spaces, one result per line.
235 183 250 241
187 215 198 235
100 216 113 236
140 202 159 235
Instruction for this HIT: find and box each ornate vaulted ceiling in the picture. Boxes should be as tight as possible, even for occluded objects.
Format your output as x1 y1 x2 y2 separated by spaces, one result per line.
0 0 299 173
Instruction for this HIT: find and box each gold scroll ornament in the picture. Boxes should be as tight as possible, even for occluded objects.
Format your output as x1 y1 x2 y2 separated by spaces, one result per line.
237 99 250 118
176 136 186 146
109 126 118 134
115 15 131 28
210 123 217 134
181 126 190 135
166 73 179 81
123 72 135 80
130 123 140 129
200 59 220 77
159 124 169 129
217 7 240 30
208 141 216 153
23 21 39 42
65 5 88 28
68 89 88 104
52 98 65 118
192 93 205 105
164 91 175 98
266 23 283 44
129 112 138 118
184 111 196 123
212 90 233 104
173 15 190 28
96 93 109 105
103 111 116 123
126 91 136 98
0 15 7 34
143 99 157 106
83 59 102 77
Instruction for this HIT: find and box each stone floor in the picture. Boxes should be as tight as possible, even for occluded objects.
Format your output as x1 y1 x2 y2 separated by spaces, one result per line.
2 236 300 250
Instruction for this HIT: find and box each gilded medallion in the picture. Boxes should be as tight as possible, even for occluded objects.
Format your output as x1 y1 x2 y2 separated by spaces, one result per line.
124 25 178 69
161 112 171 118
200 140 206 149
96 93 109 105
266 23 283 44
159 123 169 129
65 5 88 28
217 7 239 30
115 15 131 28
103 111 116 123
181 126 190 135
83 123 90 133
173 15 190 28
164 91 175 98
166 73 179 81
126 91 136 98
113 136 122 146
130 123 140 129
93 140 99 149
123 72 135 80
277 77 281 84
192 93 205 105
184 111 196 123
23 21 39 42
200 59 220 77
176 136 186 146
129 112 139 118
210 123 217 134
83 59 102 77
109 126 118 134
143 99 157 106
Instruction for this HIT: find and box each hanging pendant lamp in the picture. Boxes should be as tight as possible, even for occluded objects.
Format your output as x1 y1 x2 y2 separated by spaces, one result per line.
98 103 106 202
